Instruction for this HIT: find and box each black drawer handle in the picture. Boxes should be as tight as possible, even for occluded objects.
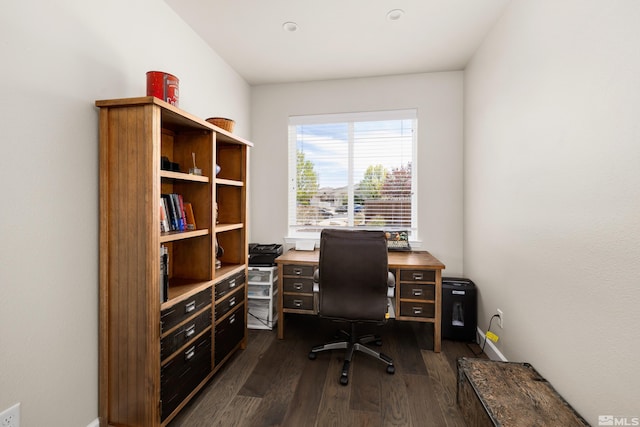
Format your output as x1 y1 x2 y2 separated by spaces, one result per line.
293 268 302 275
185 346 195 361
412 306 423 315
229 296 236 307
412 289 423 297
293 283 303 290
185 301 196 313
185 324 196 338
293 299 303 308
412 273 423 280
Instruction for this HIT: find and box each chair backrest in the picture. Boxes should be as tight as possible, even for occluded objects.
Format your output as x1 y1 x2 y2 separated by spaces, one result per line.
317 229 389 321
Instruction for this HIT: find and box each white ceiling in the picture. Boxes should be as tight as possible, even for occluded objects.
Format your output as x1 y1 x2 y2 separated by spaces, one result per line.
164 0 510 86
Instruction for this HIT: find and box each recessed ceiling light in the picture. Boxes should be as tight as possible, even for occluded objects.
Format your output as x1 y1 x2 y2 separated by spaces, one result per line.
282 21 299 32
386 9 405 21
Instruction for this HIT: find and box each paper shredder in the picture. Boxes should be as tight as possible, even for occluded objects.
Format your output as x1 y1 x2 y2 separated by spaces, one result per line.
442 277 477 342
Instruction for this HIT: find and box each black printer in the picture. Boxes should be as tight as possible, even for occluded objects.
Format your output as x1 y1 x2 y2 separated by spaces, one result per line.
248 243 283 266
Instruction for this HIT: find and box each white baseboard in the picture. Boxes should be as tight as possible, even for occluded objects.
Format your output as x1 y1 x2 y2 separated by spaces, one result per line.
476 327 508 361
87 418 99 427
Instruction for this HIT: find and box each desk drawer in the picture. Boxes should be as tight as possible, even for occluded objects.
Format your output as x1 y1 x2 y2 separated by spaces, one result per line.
283 264 315 277
400 301 435 318
283 294 314 310
400 284 435 301
283 277 314 293
400 269 436 282
161 288 212 333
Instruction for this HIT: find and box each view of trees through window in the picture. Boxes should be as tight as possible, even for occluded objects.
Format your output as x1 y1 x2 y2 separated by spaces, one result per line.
289 111 416 235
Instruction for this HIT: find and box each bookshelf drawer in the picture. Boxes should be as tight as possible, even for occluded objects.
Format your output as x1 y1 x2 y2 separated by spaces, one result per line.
400 283 435 301
400 301 435 318
161 309 211 361
215 271 245 299
161 288 212 333
215 305 245 365
399 269 436 282
283 294 314 310
215 287 244 319
161 333 211 420
283 277 314 293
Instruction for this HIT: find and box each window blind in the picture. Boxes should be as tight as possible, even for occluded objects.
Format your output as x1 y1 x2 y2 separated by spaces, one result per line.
288 109 417 238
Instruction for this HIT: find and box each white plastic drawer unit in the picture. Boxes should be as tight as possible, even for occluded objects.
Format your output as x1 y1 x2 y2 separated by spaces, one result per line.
248 284 271 297
248 266 278 284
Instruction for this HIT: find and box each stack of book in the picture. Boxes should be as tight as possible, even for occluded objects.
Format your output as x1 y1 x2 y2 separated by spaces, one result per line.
160 193 196 233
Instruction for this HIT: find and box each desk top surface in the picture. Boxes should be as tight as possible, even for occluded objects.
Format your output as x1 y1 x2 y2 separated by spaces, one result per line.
275 248 445 270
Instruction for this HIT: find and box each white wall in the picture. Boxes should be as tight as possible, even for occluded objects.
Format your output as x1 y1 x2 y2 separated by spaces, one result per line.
250 72 464 273
0 1 250 426
465 0 640 423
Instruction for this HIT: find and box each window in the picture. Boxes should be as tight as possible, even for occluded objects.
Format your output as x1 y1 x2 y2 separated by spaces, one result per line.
288 109 417 239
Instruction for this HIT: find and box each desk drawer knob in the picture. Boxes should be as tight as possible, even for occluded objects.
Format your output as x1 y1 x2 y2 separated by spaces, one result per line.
293 299 303 308
229 296 236 307
293 283 303 290
293 268 302 275
229 313 236 324
412 273 423 280
229 279 236 288
412 289 423 297
412 307 423 315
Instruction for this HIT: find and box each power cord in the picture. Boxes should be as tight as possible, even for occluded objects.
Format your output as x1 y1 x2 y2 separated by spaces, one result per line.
248 310 274 329
467 314 500 357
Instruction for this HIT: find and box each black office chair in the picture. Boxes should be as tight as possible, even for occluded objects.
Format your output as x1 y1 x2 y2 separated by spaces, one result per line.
308 229 395 385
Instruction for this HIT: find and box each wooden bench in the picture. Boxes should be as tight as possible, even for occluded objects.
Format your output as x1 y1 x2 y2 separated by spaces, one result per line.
457 358 589 427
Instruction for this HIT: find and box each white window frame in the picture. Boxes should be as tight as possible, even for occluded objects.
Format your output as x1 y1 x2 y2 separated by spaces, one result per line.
287 109 418 241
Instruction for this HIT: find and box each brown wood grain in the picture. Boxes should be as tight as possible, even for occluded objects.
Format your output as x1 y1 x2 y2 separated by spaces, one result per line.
97 97 251 426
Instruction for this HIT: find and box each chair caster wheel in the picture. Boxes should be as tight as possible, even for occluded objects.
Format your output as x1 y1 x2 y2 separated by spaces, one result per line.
308 352 317 360
387 365 395 374
340 376 349 386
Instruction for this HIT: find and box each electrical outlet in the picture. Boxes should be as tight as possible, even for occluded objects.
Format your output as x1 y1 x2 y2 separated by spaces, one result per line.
497 309 504 329
1 403 20 427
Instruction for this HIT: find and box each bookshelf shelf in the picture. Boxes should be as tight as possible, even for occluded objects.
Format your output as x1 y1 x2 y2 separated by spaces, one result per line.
97 97 252 427
215 223 244 233
216 178 244 187
161 170 210 183
160 229 209 243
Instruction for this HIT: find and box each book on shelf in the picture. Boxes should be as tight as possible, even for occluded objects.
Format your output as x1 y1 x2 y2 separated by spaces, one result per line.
160 245 169 303
160 198 170 232
177 194 186 231
184 202 196 230
160 193 195 233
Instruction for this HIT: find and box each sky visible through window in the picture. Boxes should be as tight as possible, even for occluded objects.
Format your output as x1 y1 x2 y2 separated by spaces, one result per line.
296 119 414 189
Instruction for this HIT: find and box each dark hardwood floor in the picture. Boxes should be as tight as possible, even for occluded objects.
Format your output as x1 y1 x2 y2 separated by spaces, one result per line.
169 314 486 427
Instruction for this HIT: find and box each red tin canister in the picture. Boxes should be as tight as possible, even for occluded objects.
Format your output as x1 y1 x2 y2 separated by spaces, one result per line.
146 71 179 106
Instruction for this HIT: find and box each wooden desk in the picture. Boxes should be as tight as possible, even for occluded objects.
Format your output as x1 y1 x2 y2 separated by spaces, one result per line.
275 249 446 352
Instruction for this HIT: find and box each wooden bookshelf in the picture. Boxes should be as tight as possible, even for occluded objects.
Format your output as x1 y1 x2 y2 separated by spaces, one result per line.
97 96 252 426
